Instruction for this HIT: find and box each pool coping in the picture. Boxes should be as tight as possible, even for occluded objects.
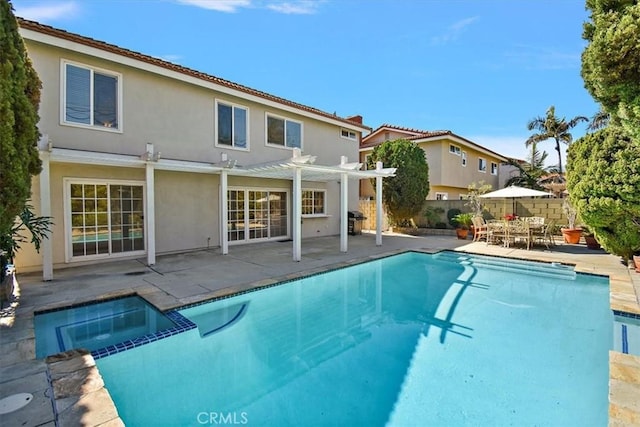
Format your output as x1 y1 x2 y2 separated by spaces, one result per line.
12 245 640 426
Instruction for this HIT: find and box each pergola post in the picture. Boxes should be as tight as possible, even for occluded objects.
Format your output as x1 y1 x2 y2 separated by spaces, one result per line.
220 169 228 255
145 143 156 266
39 143 53 281
376 161 383 246
340 156 348 253
292 166 302 261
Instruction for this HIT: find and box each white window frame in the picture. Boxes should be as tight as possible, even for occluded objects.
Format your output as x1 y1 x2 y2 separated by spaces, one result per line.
340 128 358 141
491 162 498 175
435 192 448 200
265 113 303 150
63 178 146 263
227 187 290 244
60 59 123 133
478 157 487 173
449 144 461 156
215 100 250 151
461 151 467 167
302 189 327 217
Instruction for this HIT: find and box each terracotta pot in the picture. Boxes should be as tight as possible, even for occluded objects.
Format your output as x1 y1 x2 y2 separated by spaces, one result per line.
561 228 582 244
456 228 469 240
633 255 640 273
584 235 601 250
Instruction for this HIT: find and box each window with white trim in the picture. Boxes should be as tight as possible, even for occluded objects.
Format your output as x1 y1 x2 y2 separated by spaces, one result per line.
216 100 248 149
66 180 144 260
266 114 302 149
461 151 467 166
340 129 357 141
62 61 121 131
478 158 487 173
491 162 498 175
449 144 461 155
435 192 448 200
302 190 326 216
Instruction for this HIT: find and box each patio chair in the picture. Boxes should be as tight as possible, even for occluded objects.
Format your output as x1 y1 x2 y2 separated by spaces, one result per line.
532 219 556 249
486 220 508 246
508 219 532 250
472 216 489 242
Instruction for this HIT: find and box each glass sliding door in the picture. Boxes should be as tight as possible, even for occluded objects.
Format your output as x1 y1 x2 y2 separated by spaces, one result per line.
228 190 245 242
68 181 144 259
228 189 288 242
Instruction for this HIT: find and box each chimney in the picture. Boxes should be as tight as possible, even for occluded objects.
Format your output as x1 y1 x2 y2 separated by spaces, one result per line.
346 115 363 124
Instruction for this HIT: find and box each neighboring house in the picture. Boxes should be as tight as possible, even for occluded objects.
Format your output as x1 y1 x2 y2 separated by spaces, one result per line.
498 158 526 189
16 18 393 279
360 125 507 200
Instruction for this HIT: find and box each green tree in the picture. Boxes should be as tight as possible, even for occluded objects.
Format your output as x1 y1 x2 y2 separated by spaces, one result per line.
526 106 587 174
582 0 640 140
367 139 430 226
567 127 640 262
505 142 548 189
1 1 44 278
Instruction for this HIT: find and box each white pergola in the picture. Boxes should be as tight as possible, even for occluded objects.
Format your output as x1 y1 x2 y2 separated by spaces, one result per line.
37 138 395 280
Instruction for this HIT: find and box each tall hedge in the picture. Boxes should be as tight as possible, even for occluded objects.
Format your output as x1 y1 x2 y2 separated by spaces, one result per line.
566 127 640 261
367 139 430 226
0 1 42 239
582 0 640 140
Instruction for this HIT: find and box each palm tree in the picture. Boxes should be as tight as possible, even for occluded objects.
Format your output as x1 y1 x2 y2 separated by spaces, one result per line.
587 109 610 131
526 106 587 174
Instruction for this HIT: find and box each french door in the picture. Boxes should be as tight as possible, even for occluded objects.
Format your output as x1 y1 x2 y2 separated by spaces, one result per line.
67 180 145 260
227 189 288 242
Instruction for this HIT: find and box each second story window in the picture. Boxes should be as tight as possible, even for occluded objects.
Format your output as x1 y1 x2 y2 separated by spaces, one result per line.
216 101 248 149
491 162 498 175
62 61 121 131
341 129 357 141
462 151 467 166
267 114 302 149
478 158 487 173
449 144 461 155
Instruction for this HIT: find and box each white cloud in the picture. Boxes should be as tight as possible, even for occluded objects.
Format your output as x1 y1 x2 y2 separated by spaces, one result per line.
504 44 580 70
176 0 251 13
431 16 479 45
266 1 321 14
13 1 80 21
177 0 322 14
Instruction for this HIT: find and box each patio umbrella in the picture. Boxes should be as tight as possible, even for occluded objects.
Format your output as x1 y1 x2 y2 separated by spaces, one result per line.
479 185 554 217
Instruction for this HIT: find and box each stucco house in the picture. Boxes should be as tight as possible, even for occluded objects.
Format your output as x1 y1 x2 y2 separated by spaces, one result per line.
359 125 507 200
16 18 394 280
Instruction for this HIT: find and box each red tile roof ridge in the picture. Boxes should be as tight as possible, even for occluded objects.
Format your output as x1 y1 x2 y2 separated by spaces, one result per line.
375 124 452 137
17 17 370 131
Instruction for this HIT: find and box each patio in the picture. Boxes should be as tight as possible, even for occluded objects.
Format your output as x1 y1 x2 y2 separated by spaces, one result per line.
1 232 639 426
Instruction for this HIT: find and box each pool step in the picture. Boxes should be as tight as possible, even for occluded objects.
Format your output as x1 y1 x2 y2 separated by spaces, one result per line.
433 251 576 280
187 302 248 338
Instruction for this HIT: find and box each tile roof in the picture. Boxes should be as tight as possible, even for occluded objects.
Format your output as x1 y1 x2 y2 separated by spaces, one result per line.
361 123 507 160
17 17 369 131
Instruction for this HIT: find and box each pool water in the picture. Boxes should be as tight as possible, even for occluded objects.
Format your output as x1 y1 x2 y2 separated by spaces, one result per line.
34 295 177 358
96 251 612 426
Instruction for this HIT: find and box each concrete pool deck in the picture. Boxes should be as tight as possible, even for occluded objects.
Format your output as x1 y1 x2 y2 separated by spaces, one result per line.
1 232 639 426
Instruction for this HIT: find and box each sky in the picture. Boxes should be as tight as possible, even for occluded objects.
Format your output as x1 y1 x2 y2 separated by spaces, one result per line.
12 0 600 165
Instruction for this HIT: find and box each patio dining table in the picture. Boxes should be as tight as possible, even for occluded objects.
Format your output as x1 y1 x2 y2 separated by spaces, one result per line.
486 218 545 249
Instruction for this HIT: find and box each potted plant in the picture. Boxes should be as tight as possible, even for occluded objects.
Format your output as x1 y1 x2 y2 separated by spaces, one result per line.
560 199 582 244
452 213 474 240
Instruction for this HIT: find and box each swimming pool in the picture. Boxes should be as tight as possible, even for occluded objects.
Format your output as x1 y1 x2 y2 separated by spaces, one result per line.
96 251 612 426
